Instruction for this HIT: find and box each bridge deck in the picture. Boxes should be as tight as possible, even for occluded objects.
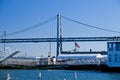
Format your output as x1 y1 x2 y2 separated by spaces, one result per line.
0 37 120 43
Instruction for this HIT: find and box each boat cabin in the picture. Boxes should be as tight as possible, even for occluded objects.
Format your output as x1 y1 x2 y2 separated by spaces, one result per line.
107 42 120 67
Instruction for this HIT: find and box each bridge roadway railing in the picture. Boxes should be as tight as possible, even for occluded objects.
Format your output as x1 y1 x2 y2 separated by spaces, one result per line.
0 37 120 43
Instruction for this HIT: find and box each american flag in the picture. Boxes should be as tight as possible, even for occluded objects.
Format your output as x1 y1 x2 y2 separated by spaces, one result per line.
75 42 80 48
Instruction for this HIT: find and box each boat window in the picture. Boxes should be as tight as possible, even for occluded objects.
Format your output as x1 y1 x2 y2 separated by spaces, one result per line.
116 42 120 51
108 43 113 51
108 55 111 62
115 55 118 62
113 43 116 51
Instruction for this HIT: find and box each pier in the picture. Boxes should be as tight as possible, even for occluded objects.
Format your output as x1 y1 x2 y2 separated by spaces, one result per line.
0 52 107 70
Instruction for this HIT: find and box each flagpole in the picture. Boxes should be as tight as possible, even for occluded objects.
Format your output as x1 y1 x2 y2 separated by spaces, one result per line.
74 42 76 52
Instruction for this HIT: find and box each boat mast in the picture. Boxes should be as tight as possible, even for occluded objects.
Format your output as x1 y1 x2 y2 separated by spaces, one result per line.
3 31 6 57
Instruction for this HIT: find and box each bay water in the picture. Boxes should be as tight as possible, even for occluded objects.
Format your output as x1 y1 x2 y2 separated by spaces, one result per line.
0 69 120 80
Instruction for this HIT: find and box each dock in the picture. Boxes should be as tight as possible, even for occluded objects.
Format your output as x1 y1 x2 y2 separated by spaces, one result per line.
0 54 107 70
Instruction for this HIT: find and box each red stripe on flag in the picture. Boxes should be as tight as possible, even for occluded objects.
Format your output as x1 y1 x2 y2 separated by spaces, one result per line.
75 42 80 48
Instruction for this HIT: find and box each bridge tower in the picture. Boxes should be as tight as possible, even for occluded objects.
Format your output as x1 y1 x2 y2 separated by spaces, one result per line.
56 14 62 57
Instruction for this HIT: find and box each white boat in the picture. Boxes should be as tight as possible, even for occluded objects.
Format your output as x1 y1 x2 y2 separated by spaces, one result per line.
64 78 67 80
74 72 77 80
38 72 42 80
7 73 11 80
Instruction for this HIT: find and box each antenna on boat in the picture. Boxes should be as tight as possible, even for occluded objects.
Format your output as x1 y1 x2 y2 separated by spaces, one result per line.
49 42 51 57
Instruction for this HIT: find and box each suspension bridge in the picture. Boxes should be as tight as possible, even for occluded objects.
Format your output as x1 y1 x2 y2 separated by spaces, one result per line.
1 14 120 56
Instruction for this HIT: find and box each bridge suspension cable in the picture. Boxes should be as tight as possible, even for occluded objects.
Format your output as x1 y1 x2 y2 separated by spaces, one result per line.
5 16 56 37
62 15 120 34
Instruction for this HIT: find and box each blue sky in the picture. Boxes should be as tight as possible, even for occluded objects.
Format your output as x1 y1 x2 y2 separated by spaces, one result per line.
0 0 120 57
